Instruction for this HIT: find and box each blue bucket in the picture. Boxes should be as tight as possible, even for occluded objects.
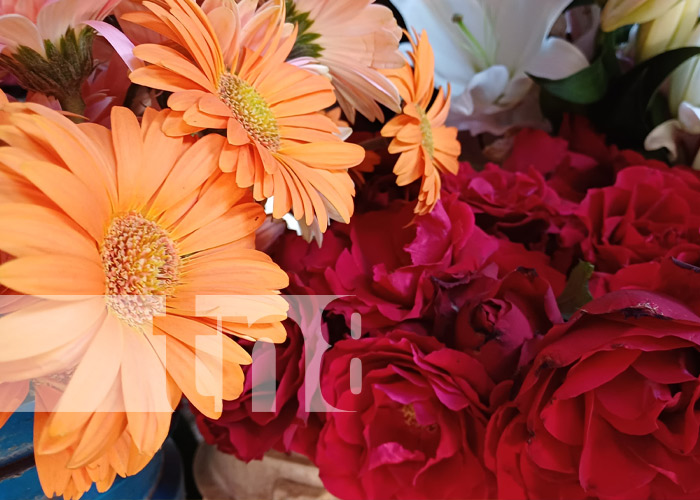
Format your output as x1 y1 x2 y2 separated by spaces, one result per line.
0 407 185 500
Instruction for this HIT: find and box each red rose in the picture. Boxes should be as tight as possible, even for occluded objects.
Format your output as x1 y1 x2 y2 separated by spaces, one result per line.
551 115 668 203
486 290 700 499
574 166 700 278
194 321 305 461
500 119 614 204
316 332 495 499
598 252 700 314
441 265 563 383
271 223 349 297
279 195 499 330
443 162 578 250
502 128 571 175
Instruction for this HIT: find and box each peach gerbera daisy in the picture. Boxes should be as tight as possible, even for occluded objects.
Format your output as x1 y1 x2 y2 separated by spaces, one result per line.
380 30 461 216
0 104 288 499
286 0 403 123
124 0 365 232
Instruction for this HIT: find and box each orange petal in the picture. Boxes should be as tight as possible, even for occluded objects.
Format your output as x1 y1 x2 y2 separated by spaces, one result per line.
47 313 124 438
169 173 246 240
120 327 173 456
0 255 105 296
280 142 365 170
168 90 207 111
0 203 97 260
183 105 229 129
18 160 110 241
176 202 265 255
111 107 145 211
68 377 126 468
148 133 225 218
227 118 250 145
133 43 215 92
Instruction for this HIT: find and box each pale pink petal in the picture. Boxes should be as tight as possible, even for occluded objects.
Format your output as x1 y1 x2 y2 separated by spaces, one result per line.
84 20 144 71
0 14 43 53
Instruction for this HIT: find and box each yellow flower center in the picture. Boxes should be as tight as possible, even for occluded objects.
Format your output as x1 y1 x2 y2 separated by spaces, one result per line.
416 105 435 159
401 404 438 432
402 404 419 427
101 213 180 327
218 72 281 152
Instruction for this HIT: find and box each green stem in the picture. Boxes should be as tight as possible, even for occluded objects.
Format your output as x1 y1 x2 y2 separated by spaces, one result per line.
452 14 490 70
58 91 86 123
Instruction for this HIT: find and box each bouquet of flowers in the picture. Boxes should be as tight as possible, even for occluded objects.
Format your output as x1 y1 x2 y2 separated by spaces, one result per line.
2 0 700 499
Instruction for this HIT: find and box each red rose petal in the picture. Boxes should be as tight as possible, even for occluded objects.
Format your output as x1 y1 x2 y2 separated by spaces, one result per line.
527 420 577 473
579 393 656 496
633 350 699 384
553 349 641 400
540 396 585 446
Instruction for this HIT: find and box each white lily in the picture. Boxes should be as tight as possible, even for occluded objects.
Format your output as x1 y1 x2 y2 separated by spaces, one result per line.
645 22 700 169
390 0 589 135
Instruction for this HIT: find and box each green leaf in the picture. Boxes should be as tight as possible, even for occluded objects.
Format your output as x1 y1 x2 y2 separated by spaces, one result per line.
557 261 595 321
596 46 700 148
530 32 619 105
286 0 323 60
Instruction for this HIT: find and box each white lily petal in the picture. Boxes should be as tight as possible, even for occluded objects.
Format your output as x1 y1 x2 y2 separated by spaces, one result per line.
678 101 700 133
449 85 548 135
392 0 589 134
527 37 590 80
391 0 478 93
0 14 43 54
459 65 511 115
500 74 534 108
645 119 683 159
488 0 572 72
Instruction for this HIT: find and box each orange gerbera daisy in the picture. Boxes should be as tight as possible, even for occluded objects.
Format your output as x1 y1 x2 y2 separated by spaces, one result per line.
0 104 288 499
124 0 365 232
285 0 403 123
380 30 461 216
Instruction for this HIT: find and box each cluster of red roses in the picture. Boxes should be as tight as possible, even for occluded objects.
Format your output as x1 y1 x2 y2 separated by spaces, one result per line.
195 117 700 500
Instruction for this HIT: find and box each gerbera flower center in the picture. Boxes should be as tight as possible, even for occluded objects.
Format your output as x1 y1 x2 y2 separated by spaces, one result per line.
101 213 180 327
416 105 435 159
218 72 281 151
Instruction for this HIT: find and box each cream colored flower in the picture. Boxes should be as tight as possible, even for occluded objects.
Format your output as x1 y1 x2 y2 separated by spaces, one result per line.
602 0 684 32
636 0 700 60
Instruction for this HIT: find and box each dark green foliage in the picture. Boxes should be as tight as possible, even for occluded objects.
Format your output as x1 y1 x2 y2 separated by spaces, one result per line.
0 26 94 105
557 261 595 321
285 0 324 60
535 26 700 153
